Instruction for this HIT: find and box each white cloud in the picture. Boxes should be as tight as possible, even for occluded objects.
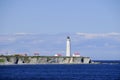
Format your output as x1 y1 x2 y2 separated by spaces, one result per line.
14 33 37 36
0 37 16 43
31 40 44 44
76 32 120 39
107 32 120 36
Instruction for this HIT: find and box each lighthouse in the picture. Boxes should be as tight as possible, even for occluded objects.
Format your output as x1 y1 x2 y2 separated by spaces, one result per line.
66 36 71 56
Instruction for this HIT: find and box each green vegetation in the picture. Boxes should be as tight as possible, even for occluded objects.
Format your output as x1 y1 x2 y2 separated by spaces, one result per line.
24 57 30 63
6 56 11 62
0 59 5 63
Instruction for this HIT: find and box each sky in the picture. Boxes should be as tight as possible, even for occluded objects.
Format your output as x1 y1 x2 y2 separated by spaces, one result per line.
0 0 120 34
0 0 120 60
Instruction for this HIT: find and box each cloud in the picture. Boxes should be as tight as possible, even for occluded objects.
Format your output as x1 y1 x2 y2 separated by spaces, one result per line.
76 32 120 39
14 33 38 36
15 33 34 35
0 36 16 43
30 40 44 44
104 43 117 48
107 32 120 36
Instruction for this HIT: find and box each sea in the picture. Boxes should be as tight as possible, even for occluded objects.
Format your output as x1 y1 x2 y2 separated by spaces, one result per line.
0 60 120 80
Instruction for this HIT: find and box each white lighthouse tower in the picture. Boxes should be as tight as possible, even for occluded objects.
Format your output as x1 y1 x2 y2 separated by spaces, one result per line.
66 36 71 56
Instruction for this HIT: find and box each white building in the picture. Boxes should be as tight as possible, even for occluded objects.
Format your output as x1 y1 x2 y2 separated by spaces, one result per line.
54 53 62 56
66 36 71 56
73 52 80 57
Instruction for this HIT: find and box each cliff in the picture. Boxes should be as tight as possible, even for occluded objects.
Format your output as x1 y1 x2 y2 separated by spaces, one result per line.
0 56 91 64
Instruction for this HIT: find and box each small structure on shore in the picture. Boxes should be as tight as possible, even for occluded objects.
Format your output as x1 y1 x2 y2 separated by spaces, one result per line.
54 53 62 56
34 53 39 56
73 52 80 57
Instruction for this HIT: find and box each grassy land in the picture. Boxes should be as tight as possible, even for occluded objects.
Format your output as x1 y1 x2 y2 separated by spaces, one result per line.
0 59 5 63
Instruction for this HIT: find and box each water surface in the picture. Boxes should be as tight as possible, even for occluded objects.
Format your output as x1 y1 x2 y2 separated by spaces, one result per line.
0 63 120 80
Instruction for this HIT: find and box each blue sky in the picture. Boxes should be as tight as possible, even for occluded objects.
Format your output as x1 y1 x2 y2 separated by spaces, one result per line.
0 0 120 60
0 0 120 34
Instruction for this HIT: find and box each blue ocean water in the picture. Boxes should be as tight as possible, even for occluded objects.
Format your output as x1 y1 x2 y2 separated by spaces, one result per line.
0 62 120 80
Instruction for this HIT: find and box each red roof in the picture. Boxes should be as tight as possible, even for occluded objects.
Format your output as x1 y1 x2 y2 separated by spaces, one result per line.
74 52 80 55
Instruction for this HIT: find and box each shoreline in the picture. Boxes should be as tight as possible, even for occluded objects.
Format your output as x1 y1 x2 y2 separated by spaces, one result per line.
0 62 120 65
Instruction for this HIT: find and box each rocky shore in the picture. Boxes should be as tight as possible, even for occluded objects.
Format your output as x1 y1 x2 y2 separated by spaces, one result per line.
0 56 92 65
